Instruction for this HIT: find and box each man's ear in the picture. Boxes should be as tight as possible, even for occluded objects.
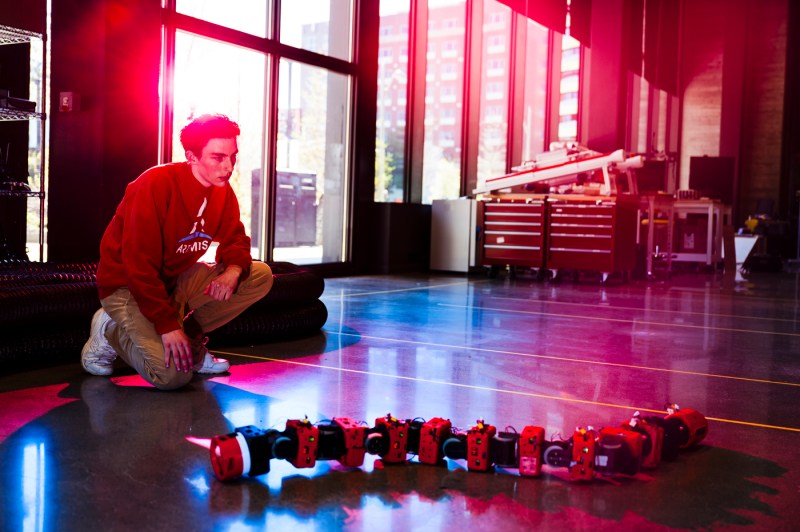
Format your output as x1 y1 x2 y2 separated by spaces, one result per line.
186 150 197 163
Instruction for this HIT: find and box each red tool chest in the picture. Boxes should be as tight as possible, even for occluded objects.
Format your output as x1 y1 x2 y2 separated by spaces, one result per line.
479 194 638 277
546 195 638 274
481 196 546 268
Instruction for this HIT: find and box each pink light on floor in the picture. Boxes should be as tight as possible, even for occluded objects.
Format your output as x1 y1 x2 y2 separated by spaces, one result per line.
0 384 78 444
111 374 156 387
186 435 213 449
207 355 325 394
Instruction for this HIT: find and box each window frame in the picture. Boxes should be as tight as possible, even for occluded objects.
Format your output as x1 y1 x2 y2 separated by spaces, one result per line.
160 0 360 267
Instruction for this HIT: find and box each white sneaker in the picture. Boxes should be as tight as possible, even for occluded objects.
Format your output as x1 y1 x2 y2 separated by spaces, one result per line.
194 349 230 374
81 309 117 376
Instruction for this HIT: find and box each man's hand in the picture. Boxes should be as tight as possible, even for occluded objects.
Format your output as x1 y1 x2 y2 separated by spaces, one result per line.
162 329 194 372
203 265 243 301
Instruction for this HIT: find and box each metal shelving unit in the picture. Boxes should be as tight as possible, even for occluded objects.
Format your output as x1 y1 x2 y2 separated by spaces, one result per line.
0 22 47 261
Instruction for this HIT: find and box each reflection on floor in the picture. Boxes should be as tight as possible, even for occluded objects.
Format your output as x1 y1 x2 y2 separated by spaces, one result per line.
1 270 799 530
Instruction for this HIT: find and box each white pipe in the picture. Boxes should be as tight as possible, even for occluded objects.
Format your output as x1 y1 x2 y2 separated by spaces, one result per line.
474 149 626 195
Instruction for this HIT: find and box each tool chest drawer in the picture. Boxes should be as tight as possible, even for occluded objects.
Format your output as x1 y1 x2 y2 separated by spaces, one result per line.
481 199 545 267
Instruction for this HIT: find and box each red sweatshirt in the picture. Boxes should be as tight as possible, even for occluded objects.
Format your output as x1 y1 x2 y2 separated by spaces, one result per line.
96 162 252 335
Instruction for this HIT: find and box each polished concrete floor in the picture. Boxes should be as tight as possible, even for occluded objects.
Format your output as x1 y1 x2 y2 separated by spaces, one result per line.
1 269 799 531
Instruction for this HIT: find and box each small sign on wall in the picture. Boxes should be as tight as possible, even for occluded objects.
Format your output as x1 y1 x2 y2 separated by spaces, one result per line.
59 92 80 112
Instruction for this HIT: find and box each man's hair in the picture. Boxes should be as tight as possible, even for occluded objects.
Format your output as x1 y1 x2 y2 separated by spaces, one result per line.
179 114 241 155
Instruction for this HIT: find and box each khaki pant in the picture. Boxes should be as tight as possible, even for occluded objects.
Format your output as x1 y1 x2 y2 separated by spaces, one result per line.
101 261 273 390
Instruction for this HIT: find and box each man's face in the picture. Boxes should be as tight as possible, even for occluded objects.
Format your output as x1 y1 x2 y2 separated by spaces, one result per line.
187 138 238 188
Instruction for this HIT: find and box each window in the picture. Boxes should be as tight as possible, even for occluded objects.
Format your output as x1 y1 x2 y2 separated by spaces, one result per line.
478 1 510 181
440 85 458 102
488 12 504 25
560 92 579 115
636 75 650 153
561 46 580 73
486 58 505 76
442 40 459 57
176 0 269 38
486 35 505 53
376 0 410 203
422 0 466 204
163 1 356 266
485 81 505 100
441 63 458 80
279 0 354 61
171 32 267 258
484 105 503 121
521 18 549 160
558 34 581 141
441 107 457 125
275 61 350 263
375 1 577 204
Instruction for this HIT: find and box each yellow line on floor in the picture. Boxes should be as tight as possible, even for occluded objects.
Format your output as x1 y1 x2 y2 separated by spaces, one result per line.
489 295 800 324
328 331 800 388
213 351 800 434
439 303 800 338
